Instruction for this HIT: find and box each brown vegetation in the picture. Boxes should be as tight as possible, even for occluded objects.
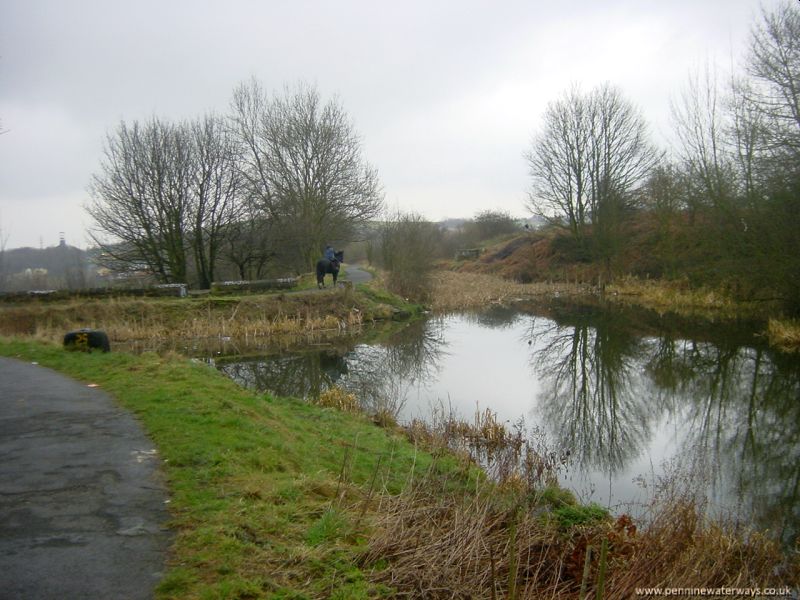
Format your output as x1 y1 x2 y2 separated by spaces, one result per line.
360 406 799 598
0 288 381 344
768 319 800 352
364 483 794 598
429 271 594 313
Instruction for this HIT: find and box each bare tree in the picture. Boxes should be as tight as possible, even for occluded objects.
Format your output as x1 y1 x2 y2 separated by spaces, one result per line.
376 211 439 300
222 198 278 280
88 115 243 287
526 84 660 256
670 66 738 211
189 113 243 288
230 80 383 271
88 118 192 283
525 85 592 240
729 75 766 203
748 1 800 159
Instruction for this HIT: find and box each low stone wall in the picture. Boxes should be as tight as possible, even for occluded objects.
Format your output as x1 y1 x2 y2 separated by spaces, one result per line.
0 284 188 302
210 278 299 294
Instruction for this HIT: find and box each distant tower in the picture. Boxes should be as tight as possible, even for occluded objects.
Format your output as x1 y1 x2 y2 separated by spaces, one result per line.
59 232 66 247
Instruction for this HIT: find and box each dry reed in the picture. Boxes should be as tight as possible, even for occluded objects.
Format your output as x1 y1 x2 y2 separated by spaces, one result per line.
360 406 799 598
0 290 366 345
430 271 592 312
315 386 360 413
606 277 741 316
768 318 800 352
363 479 797 599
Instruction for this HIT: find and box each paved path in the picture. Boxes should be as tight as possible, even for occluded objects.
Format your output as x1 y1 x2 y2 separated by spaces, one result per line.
341 264 373 285
0 357 171 600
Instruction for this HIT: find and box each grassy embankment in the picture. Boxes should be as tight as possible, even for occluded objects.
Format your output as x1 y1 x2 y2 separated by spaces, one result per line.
1 339 796 598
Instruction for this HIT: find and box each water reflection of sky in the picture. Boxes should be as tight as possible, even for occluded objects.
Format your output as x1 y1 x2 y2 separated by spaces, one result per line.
217 305 800 548
397 314 542 424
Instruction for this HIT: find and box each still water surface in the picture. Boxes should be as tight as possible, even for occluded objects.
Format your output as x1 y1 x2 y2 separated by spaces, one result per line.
215 303 800 546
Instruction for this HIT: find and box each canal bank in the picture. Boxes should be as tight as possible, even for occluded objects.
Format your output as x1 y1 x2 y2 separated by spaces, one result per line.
0 337 796 598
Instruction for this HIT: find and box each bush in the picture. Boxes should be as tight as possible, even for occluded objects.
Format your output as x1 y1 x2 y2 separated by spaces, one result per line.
375 212 439 301
551 502 610 529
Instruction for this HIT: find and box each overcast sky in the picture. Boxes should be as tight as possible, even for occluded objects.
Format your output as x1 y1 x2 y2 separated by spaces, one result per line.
0 0 777 249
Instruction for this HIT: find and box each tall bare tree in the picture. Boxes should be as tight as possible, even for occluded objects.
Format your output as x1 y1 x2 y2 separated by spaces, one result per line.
222 198 278 280
742 1 800 311
189 113 242 288
88 115 242 287
89 118 192 283
230 80 383 270
526 84 660 257
525 85 592 240
671 66 738 212
747 0 800 165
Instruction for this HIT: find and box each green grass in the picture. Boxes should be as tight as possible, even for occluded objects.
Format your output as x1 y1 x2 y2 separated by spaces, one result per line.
0 337 456 599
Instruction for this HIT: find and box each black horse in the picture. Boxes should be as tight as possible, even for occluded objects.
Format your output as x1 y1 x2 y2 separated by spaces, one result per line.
316 250 344 288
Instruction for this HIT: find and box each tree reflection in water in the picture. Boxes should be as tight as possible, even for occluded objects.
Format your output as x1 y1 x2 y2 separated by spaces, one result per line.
219 318 448 421
656 340 800 547
525 306 800 547
339 318 448 417
218 350 350 399
527 310 655 475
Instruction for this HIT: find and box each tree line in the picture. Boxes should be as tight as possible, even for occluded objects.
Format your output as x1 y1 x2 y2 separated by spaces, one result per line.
524 1 800 312
88 80 383 288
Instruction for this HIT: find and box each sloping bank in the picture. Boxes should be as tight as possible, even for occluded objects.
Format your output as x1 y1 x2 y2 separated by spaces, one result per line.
2 339 797 598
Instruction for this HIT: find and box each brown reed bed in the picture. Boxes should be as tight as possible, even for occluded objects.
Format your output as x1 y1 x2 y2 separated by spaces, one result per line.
768 318 800 352
606 276 746 317
357 406 799 599
0 288 373 345
429 271 593 312
363 484 795 598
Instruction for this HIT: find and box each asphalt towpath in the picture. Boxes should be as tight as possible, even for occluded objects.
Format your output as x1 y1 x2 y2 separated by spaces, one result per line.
341 264 372 285
0 357 171 600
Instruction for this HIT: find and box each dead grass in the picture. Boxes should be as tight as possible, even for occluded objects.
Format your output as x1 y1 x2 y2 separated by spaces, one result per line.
349 403 799 598
430 271 593 312
768 318 800 352
0 289 367 344
315 386 360 413
606 276 743 317
363 469 797 599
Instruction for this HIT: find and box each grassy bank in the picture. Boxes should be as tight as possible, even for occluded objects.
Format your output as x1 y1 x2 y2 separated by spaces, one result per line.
1 339 796 598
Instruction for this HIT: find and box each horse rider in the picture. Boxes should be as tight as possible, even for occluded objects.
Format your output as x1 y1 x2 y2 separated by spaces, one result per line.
324 244 337 264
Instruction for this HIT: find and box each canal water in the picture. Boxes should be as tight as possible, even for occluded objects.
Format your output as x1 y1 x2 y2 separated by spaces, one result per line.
213 303 800 546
